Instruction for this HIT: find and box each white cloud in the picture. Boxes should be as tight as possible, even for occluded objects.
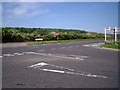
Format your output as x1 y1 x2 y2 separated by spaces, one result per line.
3 3 49 18
2 0 120 2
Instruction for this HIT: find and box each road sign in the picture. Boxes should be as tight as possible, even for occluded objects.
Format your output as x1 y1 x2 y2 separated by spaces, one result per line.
35 38 43 42
56 32 59 36
105 27 111 31
114 30 118 33
105 27 118 42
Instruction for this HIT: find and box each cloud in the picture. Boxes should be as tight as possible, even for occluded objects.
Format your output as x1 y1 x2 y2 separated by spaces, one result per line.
3 2 49 18
2 0 120 2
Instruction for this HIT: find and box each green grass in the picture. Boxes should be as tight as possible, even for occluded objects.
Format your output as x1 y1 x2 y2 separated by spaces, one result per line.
27 38 104 45
27 41 59 45
102 42 120 49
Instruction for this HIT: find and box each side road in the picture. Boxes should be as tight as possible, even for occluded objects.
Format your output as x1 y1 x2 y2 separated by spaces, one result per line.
83 42 119 51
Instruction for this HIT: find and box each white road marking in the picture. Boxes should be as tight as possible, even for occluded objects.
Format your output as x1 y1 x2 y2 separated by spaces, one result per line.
28 52 47 56
48 54 84 60
75 57 84 60
2 52 88 61
69 55 77 56
25 52 35 54
41 69 65 73
28 62 48 68
14 53 24 55
48 54 52 56
3 54 14 57
16 54 24 55
14 53 19 54
28 62 108 79
58 56 74 59
0 56 3 58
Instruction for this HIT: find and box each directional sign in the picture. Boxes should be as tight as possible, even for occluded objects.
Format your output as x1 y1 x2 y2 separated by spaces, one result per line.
56 32 59 36
105 27 111 31
114 30 118 33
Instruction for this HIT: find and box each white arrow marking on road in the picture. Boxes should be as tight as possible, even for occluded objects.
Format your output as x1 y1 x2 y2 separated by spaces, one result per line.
41 69 65 74
28 62 108 79
0 56 3 58
28 62 48 68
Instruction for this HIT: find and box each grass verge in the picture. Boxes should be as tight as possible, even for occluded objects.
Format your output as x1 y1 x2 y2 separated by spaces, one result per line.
27 38 104 45
102 42 120 50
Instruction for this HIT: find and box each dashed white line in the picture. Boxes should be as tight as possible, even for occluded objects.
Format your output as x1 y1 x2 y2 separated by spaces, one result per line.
16 53 24 55
3 54 14 57
2 52 88 61
14 53 24 55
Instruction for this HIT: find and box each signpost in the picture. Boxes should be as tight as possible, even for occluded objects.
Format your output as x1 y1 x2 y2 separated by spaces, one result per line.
114 27 118 42
56 32 59 36
105 27 111 42
56 32 59 40
104 27 119 43
35 38 43 42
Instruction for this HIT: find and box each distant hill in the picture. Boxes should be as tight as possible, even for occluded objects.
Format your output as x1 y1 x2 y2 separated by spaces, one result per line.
1 27 105 43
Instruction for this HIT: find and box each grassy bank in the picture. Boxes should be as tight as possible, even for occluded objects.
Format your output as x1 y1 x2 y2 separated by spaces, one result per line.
102 42 120 49
27 38 104 45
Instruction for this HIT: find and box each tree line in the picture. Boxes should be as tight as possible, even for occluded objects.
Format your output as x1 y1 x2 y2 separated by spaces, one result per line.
1 27 105 43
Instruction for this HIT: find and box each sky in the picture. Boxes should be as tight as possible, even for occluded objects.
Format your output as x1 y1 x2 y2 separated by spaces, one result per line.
2 0 120 2
2 2 118 33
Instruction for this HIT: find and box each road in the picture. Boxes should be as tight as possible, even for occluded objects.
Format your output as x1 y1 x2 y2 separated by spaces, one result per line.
2 40 118 88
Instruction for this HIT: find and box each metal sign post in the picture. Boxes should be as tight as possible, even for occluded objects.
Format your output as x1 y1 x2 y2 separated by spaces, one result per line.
104 27 119 43
56 32 59 40
105 27 111 43
114 27 118 42
105 28 107 42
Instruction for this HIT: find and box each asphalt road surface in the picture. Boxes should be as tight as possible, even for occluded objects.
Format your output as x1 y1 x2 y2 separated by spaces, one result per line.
2 40 118 88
